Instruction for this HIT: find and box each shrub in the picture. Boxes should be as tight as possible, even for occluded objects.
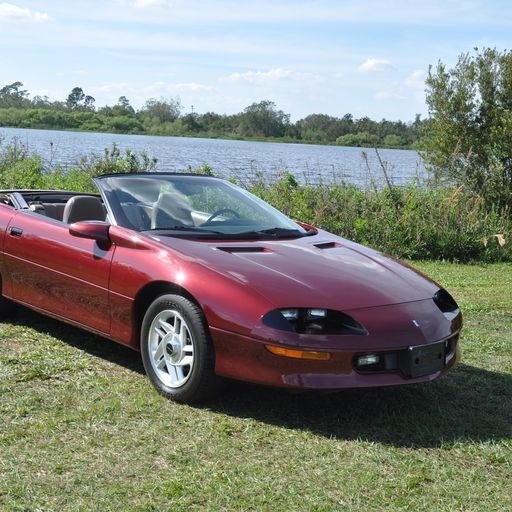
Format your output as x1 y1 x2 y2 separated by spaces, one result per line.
423 47 512 210
246 172 511 262
0 139 157 192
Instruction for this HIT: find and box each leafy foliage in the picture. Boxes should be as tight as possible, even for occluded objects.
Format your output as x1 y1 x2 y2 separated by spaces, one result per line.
0 82 30 109
248 171 511 262
237 100 290 137
423 47 512 209
66 87 95 111
0 139 156 192
139 97 183 125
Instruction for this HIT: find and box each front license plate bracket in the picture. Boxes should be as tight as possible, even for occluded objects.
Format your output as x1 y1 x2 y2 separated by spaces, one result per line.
399 341 445 378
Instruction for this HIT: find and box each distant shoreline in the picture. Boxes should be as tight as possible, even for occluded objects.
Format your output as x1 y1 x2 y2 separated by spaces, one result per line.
0 123 415 151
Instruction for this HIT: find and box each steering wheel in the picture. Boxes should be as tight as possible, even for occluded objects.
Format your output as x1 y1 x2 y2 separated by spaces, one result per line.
203 208 240 224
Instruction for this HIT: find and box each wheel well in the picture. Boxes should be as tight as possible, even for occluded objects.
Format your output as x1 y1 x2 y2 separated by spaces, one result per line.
132 281 201 349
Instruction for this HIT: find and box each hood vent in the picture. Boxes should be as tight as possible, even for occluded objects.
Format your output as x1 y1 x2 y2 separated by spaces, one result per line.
217 246 270 254
314 241 342 250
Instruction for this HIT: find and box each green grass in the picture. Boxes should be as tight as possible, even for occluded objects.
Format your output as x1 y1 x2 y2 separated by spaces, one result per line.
1 262 511 511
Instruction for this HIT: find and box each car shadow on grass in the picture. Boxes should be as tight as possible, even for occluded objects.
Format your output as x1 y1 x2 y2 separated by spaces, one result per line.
12 308 511 449
210 364 512 448
10 308 145 375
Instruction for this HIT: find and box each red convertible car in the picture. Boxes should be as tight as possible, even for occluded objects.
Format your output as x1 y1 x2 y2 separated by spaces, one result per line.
0 173 462 402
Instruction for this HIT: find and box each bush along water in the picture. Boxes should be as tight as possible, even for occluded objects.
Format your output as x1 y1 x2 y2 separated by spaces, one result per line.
246 171 511 262
0 139 157 193
0 138 510 262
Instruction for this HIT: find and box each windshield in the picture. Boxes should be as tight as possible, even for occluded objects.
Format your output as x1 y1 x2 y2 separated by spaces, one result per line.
95 174 313 239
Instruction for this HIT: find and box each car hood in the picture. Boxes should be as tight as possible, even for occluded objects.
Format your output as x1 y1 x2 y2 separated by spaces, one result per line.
151 230 439 311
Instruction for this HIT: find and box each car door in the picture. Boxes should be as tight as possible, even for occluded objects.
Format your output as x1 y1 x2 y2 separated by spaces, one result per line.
3 210 114 334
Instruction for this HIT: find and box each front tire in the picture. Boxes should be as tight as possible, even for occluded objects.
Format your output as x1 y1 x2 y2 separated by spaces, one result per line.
140 294 221 403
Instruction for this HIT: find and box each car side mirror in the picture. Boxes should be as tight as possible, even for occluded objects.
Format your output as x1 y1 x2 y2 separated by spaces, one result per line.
69 220 111 245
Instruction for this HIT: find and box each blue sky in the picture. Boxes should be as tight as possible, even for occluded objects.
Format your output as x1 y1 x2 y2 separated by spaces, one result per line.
1 0 511 121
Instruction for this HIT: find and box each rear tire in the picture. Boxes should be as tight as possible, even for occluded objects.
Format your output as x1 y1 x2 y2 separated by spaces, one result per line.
140 294 222 403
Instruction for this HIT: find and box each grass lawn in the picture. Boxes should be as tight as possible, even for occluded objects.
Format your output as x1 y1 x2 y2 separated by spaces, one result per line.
1 262 511 511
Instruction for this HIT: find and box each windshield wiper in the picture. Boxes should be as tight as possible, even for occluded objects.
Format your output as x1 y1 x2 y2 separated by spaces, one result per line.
145 226 316 240
209 227 314 240
254 227 316 238
147 225 225 235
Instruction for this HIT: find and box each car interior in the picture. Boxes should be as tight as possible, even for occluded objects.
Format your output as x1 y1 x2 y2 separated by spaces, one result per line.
1 190 210 229
0 191 107 224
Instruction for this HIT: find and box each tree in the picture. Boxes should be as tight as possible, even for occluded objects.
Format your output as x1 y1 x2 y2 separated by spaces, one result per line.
139 97 182 123
0 81 30 108
181 113 202 132
296 114 347 142
117 95 130 109
336 131 379 147
238 100 290 137
66 87 85 109
113 96 135 116
423 47 512 208
66 87 95 111
31 95 53 109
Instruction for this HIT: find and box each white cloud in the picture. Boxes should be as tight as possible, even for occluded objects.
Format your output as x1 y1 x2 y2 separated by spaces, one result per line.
358 58 395 73
89 83 131 95
405 69 426 89
376 89 406 101
375 70 428 105
375 71 426 102
140 81 213 95
221 68 321 86
128 0 168 8
172 83 214 92
55 69 88 77
0 2 50 22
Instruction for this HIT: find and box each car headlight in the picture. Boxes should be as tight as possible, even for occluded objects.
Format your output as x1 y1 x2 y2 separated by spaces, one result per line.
433 289 460 320
262 308 367 335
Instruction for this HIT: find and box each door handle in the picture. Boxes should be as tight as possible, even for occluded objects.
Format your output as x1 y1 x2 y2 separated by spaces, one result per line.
9 227 23 237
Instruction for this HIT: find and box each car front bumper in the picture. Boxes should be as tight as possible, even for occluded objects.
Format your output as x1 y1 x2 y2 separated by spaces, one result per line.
211 327 461 390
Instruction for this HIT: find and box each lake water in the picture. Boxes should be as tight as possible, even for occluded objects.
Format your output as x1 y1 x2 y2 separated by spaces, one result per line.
0 126 425 187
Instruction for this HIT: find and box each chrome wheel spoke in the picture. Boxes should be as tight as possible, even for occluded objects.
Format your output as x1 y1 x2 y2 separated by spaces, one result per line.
154 326 166 339
166 358 177 378
154 338 165 359
174 364 185 381
177 321 188 347
176 355 193 367
158 318 174 335
156 356 167 371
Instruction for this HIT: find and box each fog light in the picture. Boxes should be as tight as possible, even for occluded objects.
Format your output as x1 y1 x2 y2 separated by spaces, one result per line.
357 354 380 366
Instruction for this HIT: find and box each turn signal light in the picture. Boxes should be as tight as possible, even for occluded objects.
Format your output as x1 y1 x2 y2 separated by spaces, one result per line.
265 345 331 360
